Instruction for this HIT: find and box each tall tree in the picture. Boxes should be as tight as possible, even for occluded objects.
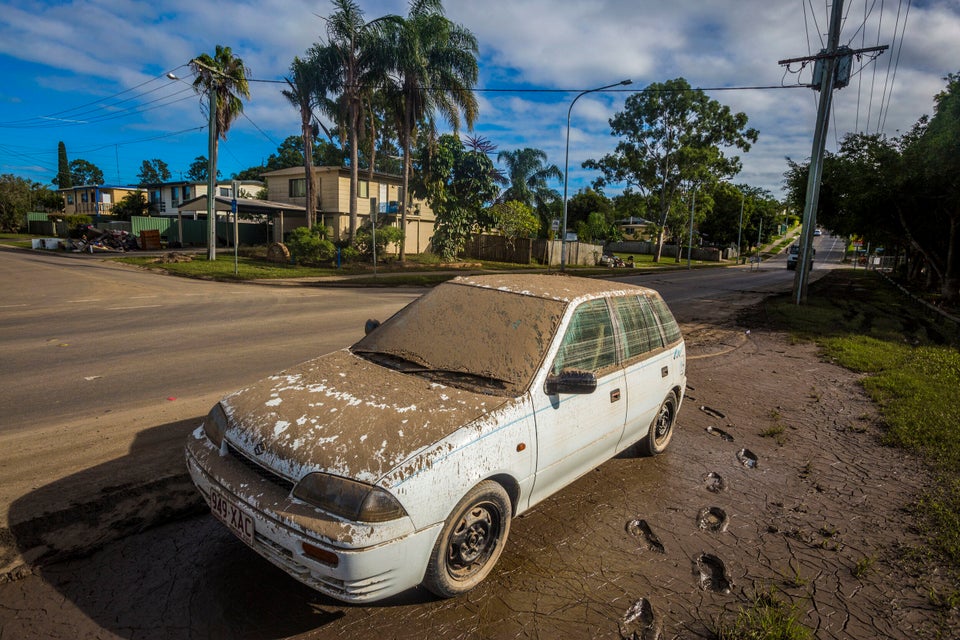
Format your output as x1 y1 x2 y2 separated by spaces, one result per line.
190 44 251 259
54 141 72 188
412 133 497 259
0 174 32 231
283 56 323 228
586 77 757 262
312 0 399 244
187 155 219 182
497 147 562 211
386 0 479 260
69 159 104 186
136 159 172 185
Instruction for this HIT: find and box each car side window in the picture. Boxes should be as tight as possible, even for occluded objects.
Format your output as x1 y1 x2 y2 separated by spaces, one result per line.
611 295 664 359
551 299 617 375
647 295 682 345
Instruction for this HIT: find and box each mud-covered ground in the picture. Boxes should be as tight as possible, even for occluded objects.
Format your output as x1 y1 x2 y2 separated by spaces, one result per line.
2 312 956 639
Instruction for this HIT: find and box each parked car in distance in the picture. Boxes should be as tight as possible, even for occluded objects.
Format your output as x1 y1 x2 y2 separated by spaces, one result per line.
185 274 686 603
813 228 823 236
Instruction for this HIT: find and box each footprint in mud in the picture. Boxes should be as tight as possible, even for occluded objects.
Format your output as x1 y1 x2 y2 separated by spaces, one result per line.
697 507 729 533
702 472 727 493
626 519 665 554
737 448 758 468
705 425 734 441
699 405 726 419
694 553 732 594
618 598 662 640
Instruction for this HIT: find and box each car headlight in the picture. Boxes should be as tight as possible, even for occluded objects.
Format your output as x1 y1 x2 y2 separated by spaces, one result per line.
203 403 229 447
293 472 407 523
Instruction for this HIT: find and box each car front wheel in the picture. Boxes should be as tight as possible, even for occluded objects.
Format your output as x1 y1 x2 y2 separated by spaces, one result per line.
638 392 678 456
423 480 511 598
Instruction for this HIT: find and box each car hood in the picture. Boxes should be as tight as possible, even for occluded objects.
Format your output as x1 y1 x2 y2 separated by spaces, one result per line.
221 349 507 485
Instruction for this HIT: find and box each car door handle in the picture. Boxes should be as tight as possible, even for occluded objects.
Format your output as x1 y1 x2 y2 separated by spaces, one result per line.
661 366 669 378
610 389 621 402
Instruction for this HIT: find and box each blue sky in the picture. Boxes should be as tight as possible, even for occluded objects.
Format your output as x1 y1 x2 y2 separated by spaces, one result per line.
1 0 958 198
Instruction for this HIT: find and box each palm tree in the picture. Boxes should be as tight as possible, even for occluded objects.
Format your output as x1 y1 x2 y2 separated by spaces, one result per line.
283 57 323 229
498 148 563 211
313 0 398 245
387 0 479 260
190 45 250 260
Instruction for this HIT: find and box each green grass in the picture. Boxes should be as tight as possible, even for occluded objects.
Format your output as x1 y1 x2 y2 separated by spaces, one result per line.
763 270 960 576
115 254 342 280
0 233 35 248
713 589 813 640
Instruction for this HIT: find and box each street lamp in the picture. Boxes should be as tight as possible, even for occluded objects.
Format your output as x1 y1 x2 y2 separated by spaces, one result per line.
561 79 631 270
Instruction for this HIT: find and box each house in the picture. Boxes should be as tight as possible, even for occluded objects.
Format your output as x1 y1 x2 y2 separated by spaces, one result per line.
140 180 264 218
262 166 435 254
59 185 142 217
616 216 656 241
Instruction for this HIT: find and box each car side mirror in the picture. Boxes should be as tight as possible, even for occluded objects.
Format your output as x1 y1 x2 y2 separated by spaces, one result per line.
364 319 381 335
544 370 597 396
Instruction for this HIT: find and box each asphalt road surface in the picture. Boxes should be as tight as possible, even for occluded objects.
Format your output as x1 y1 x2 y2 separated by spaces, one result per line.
0 237 840 639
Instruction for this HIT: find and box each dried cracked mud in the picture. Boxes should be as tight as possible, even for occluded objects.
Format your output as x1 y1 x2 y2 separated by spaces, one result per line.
1 320 957 639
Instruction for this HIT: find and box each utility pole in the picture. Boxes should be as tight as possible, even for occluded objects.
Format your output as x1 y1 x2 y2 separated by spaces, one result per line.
779 0 887 303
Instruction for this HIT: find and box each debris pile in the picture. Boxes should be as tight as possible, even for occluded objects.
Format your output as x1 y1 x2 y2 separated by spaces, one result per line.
66 225 140 253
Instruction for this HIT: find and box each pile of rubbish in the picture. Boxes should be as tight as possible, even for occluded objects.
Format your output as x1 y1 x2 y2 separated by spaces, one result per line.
65 225 140 253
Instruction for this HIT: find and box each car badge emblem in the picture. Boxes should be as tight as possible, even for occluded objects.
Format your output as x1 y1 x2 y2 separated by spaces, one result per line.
253 442 265 455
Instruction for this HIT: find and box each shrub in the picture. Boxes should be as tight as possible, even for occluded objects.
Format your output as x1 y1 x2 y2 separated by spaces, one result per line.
286 226 335 265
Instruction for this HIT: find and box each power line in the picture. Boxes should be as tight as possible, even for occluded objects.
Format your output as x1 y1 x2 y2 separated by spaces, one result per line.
878 0 912 133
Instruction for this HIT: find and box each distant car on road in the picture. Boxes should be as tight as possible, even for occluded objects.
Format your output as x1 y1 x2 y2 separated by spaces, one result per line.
787 244 815 270
185 274 686 603
813 228 823 236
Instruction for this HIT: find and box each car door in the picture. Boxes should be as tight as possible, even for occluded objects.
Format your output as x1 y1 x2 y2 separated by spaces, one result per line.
611 294 675 451
528 298 626 507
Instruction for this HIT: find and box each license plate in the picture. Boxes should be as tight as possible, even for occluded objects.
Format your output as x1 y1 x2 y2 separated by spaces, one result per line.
209 490 255 545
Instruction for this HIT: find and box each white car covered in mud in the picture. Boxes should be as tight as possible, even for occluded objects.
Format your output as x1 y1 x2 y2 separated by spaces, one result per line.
185 274 686 602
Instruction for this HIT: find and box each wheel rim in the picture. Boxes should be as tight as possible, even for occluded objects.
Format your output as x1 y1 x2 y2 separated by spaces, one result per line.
446 502 501 580
654 400 674 445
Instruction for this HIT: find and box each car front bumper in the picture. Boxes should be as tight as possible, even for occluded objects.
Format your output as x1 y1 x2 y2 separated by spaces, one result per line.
184 427 441 602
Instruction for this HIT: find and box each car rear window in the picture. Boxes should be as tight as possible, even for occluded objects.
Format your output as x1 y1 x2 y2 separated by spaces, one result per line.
611 295 665 359
647 295 682 345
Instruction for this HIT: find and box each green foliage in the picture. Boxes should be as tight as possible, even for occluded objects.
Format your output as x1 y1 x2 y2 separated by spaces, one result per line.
136 159 172 185
188 156 223 182
111 191 150 220
63 214 92 227
586 77 757 261
0 174 32 231
490 200 539 242
69 159 104 186
566 188 613 232
354 223 404 258
497 148 561 212
286 226 336 264
55 141 72 188
191 45 251 141
714 590 812 640
413 133 498 260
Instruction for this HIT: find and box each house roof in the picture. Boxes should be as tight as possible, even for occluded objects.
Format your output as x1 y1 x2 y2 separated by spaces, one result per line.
178 195 306 216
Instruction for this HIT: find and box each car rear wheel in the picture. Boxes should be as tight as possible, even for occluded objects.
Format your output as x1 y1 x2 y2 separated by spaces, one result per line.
638 392 678 456
423 480 511 598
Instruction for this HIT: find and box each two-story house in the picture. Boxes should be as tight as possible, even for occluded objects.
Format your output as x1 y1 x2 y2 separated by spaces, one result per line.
59 185 142 217
141 180 264 218
262 166 435 254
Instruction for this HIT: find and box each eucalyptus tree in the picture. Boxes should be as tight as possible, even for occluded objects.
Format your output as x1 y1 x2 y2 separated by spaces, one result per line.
586 77 757 262
190 45 251 259
386 0 479 260
312 0 399 244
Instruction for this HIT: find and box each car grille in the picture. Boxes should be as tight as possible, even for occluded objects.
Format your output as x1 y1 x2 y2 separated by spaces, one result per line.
226 443 296 493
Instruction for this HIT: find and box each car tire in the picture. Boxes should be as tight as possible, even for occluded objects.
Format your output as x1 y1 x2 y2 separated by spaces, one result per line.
422 480 511 598
638 392 678 456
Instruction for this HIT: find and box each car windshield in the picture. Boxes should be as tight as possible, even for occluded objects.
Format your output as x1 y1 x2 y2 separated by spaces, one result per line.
352 282 566 396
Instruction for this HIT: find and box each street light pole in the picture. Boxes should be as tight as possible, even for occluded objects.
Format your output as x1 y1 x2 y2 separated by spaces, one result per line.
561 79 632 271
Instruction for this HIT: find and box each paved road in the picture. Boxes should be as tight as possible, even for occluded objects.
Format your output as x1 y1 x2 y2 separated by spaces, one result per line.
0 238 842 639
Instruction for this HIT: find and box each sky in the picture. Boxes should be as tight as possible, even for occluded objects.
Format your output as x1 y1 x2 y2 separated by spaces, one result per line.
1 0 958 200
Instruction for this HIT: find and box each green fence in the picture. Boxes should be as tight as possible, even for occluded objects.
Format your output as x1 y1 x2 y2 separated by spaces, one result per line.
130 216 270 246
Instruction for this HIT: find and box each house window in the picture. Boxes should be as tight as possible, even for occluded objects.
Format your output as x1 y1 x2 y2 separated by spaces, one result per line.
358 180 369 199
81 192 88 203
66 194 74 205
183 185 192 200
171 186 180 205
289 178 306 198
150 190 161 204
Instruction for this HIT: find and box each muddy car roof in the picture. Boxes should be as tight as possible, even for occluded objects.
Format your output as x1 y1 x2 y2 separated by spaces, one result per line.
448 274 658 303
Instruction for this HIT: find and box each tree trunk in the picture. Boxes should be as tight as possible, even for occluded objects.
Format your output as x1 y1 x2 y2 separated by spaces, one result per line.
398 102 413 262
301 106 315 230
942 213 960 303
